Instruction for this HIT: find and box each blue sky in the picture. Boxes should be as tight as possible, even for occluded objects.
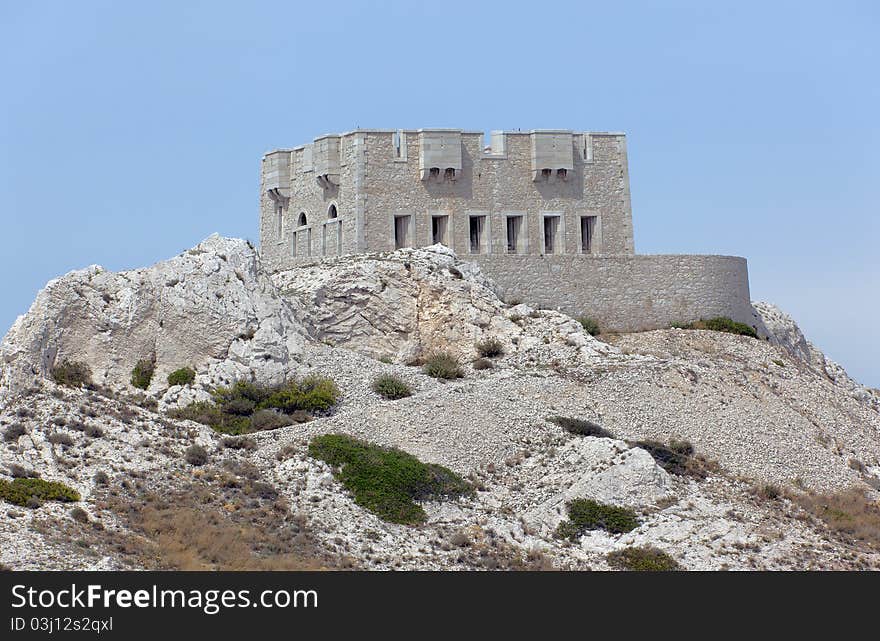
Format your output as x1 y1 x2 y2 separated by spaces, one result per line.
1 1 878 386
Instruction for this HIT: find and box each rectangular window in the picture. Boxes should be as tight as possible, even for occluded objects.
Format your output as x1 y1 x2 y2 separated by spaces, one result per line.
394 215 410 249
469 215 486 254
580 216 596 253
336 221 343 254
291 231 297 257
432 215 448 246
305 228 312 257
275 205 283 237
543 216 560 254
506 216 522 254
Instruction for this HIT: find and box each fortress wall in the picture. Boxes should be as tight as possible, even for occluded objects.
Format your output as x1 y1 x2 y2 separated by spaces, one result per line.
474 254 753 332
361 131 634 257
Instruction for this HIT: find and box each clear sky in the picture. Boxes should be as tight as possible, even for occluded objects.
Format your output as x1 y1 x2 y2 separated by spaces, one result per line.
1 1 877 387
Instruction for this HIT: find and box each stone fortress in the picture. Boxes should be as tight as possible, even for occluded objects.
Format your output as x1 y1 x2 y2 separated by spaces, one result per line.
259 128 753 332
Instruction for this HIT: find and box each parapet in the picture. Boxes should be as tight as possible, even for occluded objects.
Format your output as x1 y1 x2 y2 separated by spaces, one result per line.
530 130 574 182
418 129 462 182
313 135 341 189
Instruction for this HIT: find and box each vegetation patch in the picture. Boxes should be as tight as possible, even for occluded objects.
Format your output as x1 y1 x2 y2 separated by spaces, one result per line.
167 367 196 386
632 439 717 479
475 337 504 358
577 316 601 336
554 499 640 540
548 416 613 438
130 359 155 390
607 545 680 571
472 357 493 370
422 351 464 380
0 478 80 508
50 360 93 388
184 445 208 466
371 375 412 400
169 377 336 435
308 433 473 525
793 487 880 550
3 423 26 442
673 317 757 339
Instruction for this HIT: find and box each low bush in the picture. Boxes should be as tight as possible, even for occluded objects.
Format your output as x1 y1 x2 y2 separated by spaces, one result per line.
7 464 38 479
371 375 412 400
3 423 26 442
308 433 473 525
93 471 110 485
422 351 464 380
607 545 680 571
555 499 640 540
675 317 757 339
472 358 494 370
475 337 504 358
130 359 155 390
577 316 601 336
169 376 336 435
167 367 196 387
221 437 257 451
83 424 104 438
632 439 716 479
184 445 209 466
48 432 74 446
50 360 93 388
0 478 80 507
793 487 880 550
548 416 613 438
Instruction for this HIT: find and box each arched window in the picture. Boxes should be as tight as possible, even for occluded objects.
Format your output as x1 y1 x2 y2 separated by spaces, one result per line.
328 204 338 219
297 212 308 227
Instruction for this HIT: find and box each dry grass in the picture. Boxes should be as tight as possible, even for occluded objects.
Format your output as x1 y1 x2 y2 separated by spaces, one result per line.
100 475 349 570
793 487 880 551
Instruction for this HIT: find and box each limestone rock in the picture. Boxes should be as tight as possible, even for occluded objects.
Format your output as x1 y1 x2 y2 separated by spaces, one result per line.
272 244 615 364
752 301 879 411
0 235 306 407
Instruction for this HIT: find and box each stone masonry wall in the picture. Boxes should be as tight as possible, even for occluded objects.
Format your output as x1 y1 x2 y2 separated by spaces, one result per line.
475 254 753 332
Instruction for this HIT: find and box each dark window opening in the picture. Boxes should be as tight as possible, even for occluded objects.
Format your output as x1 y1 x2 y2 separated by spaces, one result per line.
506 216 522 253
469 216 485 254
544 216 559 254
581 216 596 253
394 215 410 249
432 215 448 245
328 204 338 219
297 212 308 227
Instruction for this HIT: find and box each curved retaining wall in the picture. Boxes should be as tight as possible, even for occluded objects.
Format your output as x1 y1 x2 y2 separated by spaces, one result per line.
473 254 752 333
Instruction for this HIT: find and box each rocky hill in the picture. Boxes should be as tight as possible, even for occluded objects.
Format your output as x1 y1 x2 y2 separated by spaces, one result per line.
1 236 878 571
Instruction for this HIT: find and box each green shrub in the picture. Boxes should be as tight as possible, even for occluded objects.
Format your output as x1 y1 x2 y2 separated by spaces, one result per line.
632 439 716 479
184 444 209 466
260 376 339 413
3 423 26 442
555 499 640 540
130 359 155 390
249 410 296 431
50 360 93 388
308 433 472 525
548 416 613 438
607 545 680 571
475 337 504 358
170 376 337 435
0 478 80 507
422 351 464 380
675 317 757 339
577 316 601 336
168 367 196 386
372 375 412 400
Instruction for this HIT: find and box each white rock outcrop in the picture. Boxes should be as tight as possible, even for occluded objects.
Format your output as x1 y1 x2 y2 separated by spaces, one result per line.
272 244 615 364
0 235 306 405
752 301 879 411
